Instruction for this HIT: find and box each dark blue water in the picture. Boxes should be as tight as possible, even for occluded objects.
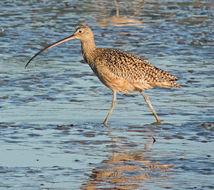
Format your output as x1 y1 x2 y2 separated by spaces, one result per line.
0 0 214 189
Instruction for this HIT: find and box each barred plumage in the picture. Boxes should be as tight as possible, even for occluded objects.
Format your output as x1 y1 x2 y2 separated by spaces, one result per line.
93 48 180 91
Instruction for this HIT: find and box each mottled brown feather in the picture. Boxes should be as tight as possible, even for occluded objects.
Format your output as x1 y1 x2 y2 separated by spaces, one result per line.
92 48 180 91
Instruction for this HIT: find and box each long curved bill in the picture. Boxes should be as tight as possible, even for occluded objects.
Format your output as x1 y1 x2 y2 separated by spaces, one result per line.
25 35 76 68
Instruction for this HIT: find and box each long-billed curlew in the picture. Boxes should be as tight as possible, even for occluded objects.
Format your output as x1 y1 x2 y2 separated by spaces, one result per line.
25 25 180 126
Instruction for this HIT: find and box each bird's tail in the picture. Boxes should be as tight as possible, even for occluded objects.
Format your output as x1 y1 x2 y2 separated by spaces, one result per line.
156 81 181 88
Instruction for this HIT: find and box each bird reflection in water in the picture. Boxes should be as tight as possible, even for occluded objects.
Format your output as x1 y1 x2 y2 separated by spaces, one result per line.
81 129 173 189
98 0 145 27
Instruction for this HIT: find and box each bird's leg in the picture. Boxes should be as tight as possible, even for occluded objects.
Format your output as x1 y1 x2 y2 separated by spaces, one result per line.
103 91 117 126
140 91 161 124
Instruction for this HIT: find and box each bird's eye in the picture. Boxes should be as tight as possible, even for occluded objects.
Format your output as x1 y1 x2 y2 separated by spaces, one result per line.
79 30 82 33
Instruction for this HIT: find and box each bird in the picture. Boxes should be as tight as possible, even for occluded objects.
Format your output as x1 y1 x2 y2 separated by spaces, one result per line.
25 25 180 126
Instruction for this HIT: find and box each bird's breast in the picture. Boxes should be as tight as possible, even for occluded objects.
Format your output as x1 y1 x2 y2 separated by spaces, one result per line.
89 63 139 93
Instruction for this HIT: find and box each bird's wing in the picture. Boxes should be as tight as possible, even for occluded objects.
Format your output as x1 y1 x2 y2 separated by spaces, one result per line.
95 49 178 83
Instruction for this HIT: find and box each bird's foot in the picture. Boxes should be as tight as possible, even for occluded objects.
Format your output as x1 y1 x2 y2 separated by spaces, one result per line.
103 121 108 127
152 120 163 125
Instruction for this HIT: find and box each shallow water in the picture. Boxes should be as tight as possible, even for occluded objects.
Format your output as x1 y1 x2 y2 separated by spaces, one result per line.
0 0 214 189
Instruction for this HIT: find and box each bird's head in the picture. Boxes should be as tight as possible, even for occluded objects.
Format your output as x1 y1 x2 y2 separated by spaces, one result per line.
72 25 94 42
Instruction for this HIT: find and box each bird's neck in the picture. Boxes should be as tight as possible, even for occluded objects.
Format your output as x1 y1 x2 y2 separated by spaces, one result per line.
81 39 97 64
